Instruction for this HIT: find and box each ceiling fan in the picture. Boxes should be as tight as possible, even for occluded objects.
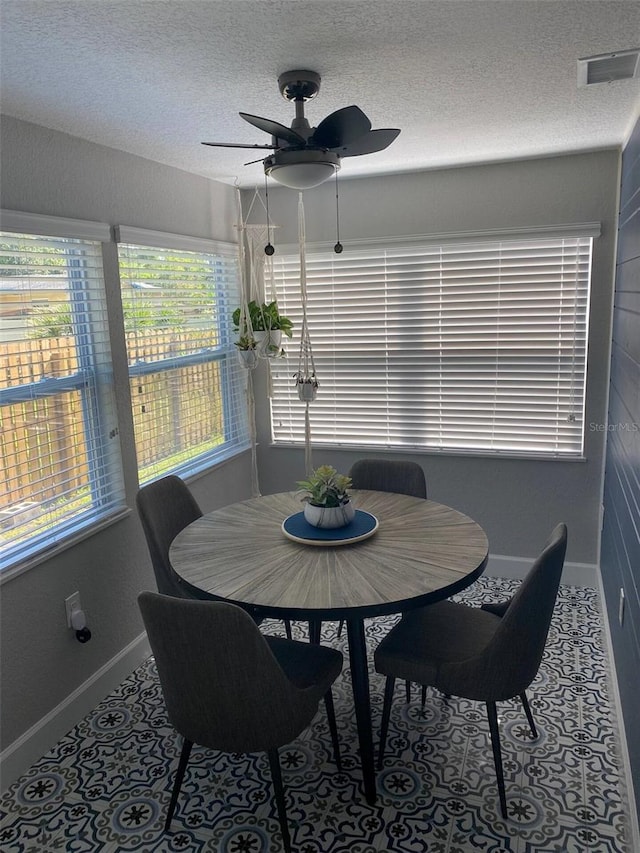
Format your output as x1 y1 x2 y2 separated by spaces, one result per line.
202 70 400 189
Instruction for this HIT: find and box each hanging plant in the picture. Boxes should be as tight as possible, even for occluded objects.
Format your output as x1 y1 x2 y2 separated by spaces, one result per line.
255 300 294 337
294 372 319 402
234 332 258 350
232 300 293 358
234 334 259 368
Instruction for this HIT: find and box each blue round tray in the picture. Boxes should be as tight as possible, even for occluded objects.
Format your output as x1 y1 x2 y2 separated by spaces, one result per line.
282 510 379 546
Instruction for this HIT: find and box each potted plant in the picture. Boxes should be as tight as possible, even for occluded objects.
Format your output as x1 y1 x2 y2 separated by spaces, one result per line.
296 465 355 528
233 300 293 359
234 333 259 368
294 372 319 401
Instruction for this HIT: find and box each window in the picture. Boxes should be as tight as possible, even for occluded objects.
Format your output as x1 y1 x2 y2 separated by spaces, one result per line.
271 227 597 458
0 215 124 570
116 227 249 483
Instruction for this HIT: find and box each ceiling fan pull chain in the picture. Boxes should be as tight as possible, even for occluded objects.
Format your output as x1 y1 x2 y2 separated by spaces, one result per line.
264 173 275 256
334 170 343 254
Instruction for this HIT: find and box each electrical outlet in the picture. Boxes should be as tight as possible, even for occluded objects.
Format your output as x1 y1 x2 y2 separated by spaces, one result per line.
618 588 625 627
65 591 81 628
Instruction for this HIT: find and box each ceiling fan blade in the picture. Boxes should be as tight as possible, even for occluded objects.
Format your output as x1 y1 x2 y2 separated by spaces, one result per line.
337 128 401 157
244 155 270 165
312 105 372 149
239 113 306 145
202 141 277 150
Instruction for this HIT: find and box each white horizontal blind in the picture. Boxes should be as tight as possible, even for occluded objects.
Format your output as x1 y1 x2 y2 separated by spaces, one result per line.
0 229 124 569
270 234 593 457
117 237 249 482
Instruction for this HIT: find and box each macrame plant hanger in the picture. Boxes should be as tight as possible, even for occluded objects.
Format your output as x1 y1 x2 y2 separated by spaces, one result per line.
261 177 281 397
234 186 277 497
294 192 319 477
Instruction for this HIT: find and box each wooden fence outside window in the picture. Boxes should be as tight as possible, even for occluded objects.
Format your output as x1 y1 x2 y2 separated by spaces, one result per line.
1 331 225 514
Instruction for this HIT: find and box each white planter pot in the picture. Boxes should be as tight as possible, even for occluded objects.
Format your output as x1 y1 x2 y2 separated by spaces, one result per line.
237 348 259 369
254 330 282 358
303 500 355 529
297 380 318 402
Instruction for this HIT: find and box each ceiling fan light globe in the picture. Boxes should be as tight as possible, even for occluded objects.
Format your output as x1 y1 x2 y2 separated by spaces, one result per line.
264 149 340 189
267 162 337 189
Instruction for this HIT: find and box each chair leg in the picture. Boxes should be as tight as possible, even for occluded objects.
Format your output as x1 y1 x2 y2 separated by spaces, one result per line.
486 701 508 820
336 619 344 638
268 747 291 853
519 691 537 738
283 619 292 640
324 689 342 772
404 681 427 706
165 738 193 831
378 676 396 770
308 619 321 644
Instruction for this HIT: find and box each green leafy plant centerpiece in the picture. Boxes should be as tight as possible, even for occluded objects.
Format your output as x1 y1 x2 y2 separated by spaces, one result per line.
297 465 351 507
296 465 355 529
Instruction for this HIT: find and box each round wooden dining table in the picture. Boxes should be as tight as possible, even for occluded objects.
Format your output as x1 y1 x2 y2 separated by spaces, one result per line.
169 489 489 805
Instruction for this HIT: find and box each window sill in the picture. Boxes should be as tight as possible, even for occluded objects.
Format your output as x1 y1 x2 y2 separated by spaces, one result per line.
269 440 587 463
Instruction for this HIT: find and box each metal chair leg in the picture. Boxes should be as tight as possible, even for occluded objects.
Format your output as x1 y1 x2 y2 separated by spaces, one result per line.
324 689 342 772
268 747 291 853
165 738 193 831
406 682 427 705
486 701 508 819
336 619 345 638
378 675 396 770
520 691 538 738
308 619 321 644
283 619 292 639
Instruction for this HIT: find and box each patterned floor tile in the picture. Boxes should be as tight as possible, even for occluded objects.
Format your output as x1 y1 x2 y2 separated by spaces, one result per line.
0 580 632 852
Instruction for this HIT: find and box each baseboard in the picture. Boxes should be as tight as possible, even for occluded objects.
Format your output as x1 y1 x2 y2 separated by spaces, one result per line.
486 553 598 587
595 571 640 851
0 631 151 793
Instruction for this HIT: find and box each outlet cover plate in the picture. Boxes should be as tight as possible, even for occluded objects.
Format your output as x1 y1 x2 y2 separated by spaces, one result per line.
65 591 81 628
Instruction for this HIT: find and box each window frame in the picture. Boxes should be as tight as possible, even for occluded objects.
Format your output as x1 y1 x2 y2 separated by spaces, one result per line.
0 210 126 576
115 226 250 485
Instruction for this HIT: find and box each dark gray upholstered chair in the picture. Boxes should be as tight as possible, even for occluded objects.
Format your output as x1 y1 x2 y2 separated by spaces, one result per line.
136 475 292 637
136 475 204 600
138 592 343 853
327 459 427 641
348 458 427 500
374 523 567 819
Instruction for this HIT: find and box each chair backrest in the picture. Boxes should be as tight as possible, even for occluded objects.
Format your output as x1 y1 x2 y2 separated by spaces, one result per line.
443 523 568 701
348 459 427 499
138 592 319 752
136 475 203 597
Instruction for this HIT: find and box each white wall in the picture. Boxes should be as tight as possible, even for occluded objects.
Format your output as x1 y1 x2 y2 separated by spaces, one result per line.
0 117 252 775
245 150 620 567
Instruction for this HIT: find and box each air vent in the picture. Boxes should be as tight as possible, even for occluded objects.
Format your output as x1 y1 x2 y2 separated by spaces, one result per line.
578 49 640 87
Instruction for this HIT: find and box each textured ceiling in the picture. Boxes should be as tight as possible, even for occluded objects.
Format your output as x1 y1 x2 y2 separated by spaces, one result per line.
1 1 639 187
